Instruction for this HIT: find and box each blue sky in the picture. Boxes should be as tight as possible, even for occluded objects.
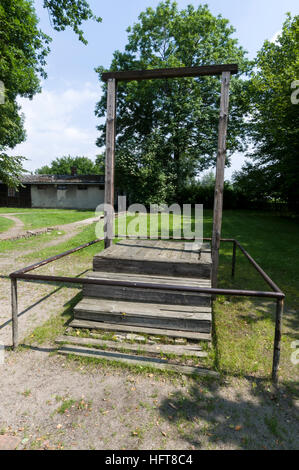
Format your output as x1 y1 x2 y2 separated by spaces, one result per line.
11 0 298 179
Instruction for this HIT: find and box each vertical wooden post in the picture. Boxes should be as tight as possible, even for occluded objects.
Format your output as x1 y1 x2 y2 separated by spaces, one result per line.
11 278 18 349
104 78 117 249
272 298 284 384
211 71 231 288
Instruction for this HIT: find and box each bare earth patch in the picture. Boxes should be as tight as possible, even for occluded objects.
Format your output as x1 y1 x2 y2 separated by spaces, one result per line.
0 348 298 450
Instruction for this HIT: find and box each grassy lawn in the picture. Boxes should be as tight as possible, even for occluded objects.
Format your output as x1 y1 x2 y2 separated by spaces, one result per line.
3 209 298 389
0 216 14 233
0 208 95 229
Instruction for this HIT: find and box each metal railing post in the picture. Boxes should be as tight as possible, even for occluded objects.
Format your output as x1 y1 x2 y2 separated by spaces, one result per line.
231 240 237 278
11 277 18 349
272 298 284 384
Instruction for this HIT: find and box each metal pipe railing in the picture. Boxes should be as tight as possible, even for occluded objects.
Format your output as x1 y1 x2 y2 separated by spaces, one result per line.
9 237 285 383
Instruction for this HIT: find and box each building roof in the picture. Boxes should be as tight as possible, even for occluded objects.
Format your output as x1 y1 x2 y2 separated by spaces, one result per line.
19 174 105 185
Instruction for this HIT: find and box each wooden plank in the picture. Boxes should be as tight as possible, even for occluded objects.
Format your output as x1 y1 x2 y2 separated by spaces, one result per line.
96 239 211 262
56 335 208 358
86 271 211 286
93 258 211 278
83 284 211 307
104 78 116 249
77 296 211 316
74 310 211 332
58 345 218 377
69 319 212 341
211 71 231 288
101 64 238 82
74 298 211 331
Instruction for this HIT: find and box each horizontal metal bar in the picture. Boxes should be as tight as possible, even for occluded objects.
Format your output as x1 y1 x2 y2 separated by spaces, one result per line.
10 238 104 277
102 64 238 82
235 240 282 293
9 235 284 300
13 272 285 300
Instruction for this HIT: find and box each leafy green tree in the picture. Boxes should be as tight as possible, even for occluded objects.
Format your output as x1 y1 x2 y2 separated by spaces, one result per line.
232 162 280 204
36 155 102 175
242 14 299 209
95 1 252 205
0 0 101 187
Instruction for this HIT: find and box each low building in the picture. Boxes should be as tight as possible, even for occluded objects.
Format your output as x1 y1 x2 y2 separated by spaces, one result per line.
0 174 105 210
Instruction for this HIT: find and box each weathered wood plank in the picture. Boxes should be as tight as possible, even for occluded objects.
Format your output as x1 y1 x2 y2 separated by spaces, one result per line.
86 271 211 286
74 297 211 331
58 345 218 377
83 284 211 306
104 78 116 249
101 64 238 82
56 335 208 358
77 297 212 317
69 319 212 341
74 310 211 332
212 71 231 288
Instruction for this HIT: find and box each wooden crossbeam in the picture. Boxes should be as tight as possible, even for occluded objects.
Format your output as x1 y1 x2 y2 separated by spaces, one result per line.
102 64 238 82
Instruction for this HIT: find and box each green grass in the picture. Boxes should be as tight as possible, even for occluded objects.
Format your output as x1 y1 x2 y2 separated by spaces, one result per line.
20 223 104 263
17 209 95 229
0 215 14 233
0 207 96 229
56 399 76 414
0 229 66 253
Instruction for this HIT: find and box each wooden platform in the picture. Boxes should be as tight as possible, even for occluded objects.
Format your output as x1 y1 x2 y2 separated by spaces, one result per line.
93 240 212 278
65 239 215 375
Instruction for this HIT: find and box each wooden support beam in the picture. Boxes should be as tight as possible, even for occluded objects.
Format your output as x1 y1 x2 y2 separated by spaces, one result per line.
102 64 238 82
211 71 231 288
104 78 117 249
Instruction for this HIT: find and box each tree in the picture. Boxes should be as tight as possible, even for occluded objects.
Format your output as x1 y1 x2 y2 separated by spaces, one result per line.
0 0 101 187
36 155 102 175
232 162 280 205
95 1 252 205
242 14 299 210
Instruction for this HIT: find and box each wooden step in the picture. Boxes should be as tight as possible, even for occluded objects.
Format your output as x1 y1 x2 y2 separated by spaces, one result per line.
57 344 218 377
69 318 212 342
93 240 212 278
56 335 208 358
83 272 211 307
74 297 211 332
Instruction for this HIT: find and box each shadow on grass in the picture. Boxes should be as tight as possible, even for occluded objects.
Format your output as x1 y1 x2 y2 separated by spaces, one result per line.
158 377 298 450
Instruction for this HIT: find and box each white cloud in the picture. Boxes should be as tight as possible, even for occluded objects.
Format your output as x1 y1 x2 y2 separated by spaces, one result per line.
10 82 105 172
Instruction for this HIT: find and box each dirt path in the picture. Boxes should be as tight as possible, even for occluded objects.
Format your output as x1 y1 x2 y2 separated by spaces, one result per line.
0 214 103 241
0 214 25 240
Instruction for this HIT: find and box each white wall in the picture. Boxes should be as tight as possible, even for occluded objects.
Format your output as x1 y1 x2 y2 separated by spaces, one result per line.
31 185 105 210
